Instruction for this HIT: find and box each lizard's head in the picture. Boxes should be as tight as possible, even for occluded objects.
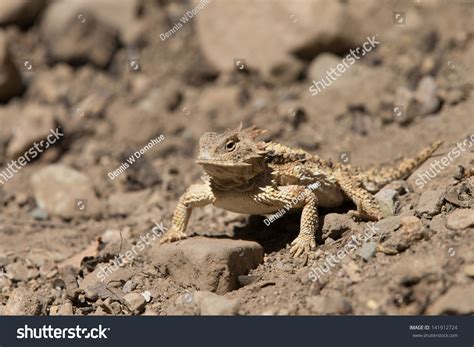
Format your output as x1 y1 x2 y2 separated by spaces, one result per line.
196 123 268 181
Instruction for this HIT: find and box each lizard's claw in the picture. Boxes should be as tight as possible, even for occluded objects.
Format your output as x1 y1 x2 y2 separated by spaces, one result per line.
290 235 315 258
160 229 187 244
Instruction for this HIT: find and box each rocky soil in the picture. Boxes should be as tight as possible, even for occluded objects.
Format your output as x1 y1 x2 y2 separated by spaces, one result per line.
0 0 473 316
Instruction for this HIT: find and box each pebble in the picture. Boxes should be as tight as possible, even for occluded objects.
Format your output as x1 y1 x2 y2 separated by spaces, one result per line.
123 292 146 313
357 241 377 261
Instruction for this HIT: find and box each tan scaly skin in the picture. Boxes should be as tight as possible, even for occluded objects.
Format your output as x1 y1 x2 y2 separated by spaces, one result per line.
160 124 443 257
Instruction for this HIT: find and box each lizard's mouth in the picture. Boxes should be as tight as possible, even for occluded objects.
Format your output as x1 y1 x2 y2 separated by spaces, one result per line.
195 159 251 167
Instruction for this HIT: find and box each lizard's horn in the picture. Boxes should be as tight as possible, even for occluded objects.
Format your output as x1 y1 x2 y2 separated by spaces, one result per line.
242 125 268 139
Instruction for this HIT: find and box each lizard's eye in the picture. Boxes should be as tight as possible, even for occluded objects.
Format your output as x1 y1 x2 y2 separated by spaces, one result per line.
225 141 236 151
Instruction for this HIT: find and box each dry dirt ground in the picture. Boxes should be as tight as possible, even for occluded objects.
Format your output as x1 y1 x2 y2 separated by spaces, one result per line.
0 0 473 316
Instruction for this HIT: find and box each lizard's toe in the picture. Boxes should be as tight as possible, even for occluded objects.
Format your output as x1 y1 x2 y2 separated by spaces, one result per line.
290 235 315 258
159 229 187 244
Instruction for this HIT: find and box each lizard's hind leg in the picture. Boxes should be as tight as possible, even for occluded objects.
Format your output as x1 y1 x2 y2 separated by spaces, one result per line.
334 171 384 221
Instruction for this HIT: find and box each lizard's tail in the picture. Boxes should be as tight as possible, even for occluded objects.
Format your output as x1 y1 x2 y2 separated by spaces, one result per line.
359 140 443 191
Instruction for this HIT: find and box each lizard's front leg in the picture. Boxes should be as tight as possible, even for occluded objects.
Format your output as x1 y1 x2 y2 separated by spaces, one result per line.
289 188 318 257
258 186 319 257
160 183 215 243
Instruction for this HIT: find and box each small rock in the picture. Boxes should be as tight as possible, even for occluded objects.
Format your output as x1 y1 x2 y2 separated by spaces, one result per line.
123 292 146 313
5 262 30 281
6 103 61 158
49 305 59 315
0 0 46 27
57 302 74 315
151 237 263 294
414 76 440 115
41 8 118 67
80 266 133 299
41 0 141 45
106 190 151 216
85 290 98 302
380 216 424 254
375 216 401 236
196 1 361 77
0 32 23 102
324 237 336 245
463 264 474 278
383 180 409 194
429 214 449 234
238 275 259 287
306 291 352 314
394 76 440 124
446 209 474 230
375 189 399 217
322 213 355 241
141 291 152 303
426 284 474 315
357 241 377 261
31 165 102 219
59 266 80 299
4 287 42 315
101 228 131 243
416 188 445 217
31 207 49 221
198 292 240 316
0 253 8 267
122 280 135 293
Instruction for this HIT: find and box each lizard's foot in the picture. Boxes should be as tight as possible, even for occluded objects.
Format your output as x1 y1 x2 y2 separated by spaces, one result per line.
159 228 187 244
290 234 316 258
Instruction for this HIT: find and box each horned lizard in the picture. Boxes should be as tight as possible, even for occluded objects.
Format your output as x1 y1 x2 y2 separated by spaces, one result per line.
160 124 442 257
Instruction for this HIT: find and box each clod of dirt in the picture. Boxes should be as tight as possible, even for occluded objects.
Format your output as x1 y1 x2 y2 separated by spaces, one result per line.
4 287 43 315
446 209 474 230
0 32 23 102
151 237 263 294
426 284 474 315
31 165 102 219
